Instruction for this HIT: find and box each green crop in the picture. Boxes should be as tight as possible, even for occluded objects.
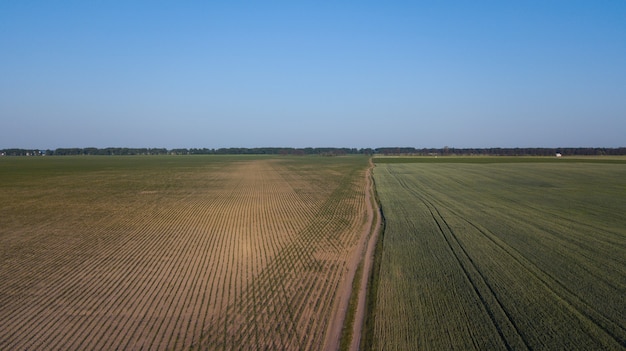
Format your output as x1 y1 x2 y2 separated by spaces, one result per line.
370 161 626 350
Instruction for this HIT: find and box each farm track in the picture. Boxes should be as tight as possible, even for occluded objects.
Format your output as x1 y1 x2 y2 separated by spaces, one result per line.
348 159 382 351
321 158 381 351
0 156 370 350
371 162 626 350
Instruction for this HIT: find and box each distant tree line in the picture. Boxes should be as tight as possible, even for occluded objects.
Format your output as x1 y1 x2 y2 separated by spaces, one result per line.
375 147 626 156
2 147 625 157
0 147 373 156
170 147 374 156
0 149 47 156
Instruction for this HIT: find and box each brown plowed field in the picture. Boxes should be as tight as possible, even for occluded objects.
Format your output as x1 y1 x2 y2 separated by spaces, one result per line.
0 155 370 350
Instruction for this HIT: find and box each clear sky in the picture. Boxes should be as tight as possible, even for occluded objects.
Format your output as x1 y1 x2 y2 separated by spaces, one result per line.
1 1 625 149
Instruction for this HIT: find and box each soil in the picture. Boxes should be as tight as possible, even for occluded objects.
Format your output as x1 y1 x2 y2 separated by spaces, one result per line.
323 159 382 351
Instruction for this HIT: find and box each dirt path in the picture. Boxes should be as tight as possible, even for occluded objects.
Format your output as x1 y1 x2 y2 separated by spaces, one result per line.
349 159 382 351
324 159 382 351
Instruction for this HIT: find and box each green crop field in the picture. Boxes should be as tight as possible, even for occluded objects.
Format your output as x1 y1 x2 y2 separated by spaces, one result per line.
370 158 626 350
0 155 370 350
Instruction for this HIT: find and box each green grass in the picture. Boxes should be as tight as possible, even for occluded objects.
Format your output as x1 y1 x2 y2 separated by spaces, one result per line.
370 161 626 350
374 155 626 164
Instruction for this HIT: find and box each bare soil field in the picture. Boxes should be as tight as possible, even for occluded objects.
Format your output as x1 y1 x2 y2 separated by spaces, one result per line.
0 155 370 350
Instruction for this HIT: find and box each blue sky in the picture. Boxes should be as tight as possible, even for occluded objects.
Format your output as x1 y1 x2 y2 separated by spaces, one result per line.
1 1 624 149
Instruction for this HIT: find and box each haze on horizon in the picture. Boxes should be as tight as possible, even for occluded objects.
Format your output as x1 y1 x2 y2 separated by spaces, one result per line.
1 1 625 150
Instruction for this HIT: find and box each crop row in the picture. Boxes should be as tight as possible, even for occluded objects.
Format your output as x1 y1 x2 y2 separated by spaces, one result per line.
0 156 370 350
371 162 626 350
195 159 367 350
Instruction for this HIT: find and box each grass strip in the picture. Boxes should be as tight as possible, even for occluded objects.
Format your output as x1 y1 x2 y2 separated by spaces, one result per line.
373 156 626 164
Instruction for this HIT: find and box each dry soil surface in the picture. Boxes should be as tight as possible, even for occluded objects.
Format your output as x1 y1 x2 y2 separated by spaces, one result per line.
323 159 382 351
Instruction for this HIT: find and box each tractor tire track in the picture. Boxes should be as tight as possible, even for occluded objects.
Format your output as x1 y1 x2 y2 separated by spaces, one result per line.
395 174 530 350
